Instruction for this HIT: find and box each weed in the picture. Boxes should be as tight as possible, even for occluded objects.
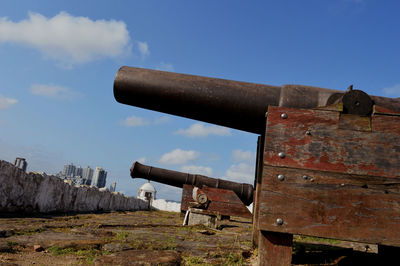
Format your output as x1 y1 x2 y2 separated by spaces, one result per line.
296 235 341 244
16 228 44 236
48 245 109 264
48 246 76 255
7 241 18 246
115 230 129 242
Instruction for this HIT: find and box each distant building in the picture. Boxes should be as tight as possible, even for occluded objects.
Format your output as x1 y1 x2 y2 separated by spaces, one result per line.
14 158 27 172
82 166 93 186
109 182 117 192
138 181 156 201
63 163 76 178
74 166 83 177
93 167 107 188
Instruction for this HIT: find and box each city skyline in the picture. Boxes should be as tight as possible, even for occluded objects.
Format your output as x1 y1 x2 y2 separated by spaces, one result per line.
58 162 109 189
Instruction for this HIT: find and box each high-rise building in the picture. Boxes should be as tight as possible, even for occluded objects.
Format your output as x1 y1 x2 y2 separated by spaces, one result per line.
82 166 93 186
109 182 116 192
74 166 83 177
14 158 28 172
93 167 107 188
63 163 76 178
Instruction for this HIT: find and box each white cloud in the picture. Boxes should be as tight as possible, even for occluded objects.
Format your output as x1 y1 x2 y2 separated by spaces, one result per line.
232 149 256 162
180 165 213 176
382 84 400 97
174 123 231 138
0 94 17 110
29 84 81 99
121 115 171 127
159 149 199 165
224 163 255 184
137 157 147 164
153 116 172 125
0 12 131 65
137 41 149 58
156 62 174 72
121 115 149 127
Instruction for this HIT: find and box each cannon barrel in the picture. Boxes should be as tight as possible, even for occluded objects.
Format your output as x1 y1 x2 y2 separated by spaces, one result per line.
114 66 400 134
131 162 254 206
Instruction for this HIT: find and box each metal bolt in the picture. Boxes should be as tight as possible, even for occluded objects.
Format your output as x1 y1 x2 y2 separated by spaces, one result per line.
302 175 308 180
276 218 284 225
278 152 285 158
277 174 285 181
281 113 288 119
306 131 311 135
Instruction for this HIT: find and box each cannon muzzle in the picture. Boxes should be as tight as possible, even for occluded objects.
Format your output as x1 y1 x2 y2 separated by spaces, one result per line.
114 66 400 134
131 162 254 206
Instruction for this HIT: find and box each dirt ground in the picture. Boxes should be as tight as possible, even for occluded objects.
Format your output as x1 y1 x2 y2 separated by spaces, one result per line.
0 210 382 265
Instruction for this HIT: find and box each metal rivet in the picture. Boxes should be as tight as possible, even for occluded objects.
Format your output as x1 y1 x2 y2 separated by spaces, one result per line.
302 175 308 180
278 152 285 158
276 218 283 225
281 113 288 119
306 131 311 135
277 174 285 181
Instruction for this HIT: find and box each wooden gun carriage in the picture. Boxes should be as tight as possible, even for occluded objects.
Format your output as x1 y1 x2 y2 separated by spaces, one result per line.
114 66 400 265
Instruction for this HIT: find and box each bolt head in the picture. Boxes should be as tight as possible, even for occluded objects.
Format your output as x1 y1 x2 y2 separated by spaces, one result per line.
278 152 286 158
276 218 284 225
306 131 311 135
281 113 288 119
277 174 285 181
302 175 308 180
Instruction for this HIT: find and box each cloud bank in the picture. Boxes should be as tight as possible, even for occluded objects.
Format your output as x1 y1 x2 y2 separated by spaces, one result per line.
159 149 199 165
30 84 81 99
174 123 231 138
180 165 213 176
0 94 18 110
232 149 255 162
382 84 400 97
121 115 171 127
224 163 255 184
0 12 131 65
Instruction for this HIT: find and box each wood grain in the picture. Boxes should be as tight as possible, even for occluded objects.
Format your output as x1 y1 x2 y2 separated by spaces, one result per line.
264 106 400 178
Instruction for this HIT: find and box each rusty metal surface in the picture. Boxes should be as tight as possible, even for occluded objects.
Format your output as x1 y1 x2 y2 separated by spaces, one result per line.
113 66 400 134
258 106 400 246
113 67 331 134
131 162 254 205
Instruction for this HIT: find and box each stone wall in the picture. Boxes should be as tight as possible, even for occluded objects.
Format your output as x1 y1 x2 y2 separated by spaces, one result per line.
0 160 148 213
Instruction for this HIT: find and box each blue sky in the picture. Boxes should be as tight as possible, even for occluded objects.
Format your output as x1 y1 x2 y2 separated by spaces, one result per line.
0 0 399 201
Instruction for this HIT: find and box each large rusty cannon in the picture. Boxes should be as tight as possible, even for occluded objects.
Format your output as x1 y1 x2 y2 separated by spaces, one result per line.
114 66 400 265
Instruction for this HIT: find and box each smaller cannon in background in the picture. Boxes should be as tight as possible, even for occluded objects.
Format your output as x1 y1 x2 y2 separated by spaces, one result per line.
131 162 253 222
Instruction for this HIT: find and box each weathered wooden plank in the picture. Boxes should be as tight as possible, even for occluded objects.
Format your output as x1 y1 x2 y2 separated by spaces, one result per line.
200 186 252 218
181 185 252 218
264 106 400 178
258 230 293 266
180 184 194 213
258 166 400 246
253 135 264 247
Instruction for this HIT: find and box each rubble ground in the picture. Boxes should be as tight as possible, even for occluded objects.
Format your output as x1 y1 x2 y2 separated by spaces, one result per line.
0 210 381 265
